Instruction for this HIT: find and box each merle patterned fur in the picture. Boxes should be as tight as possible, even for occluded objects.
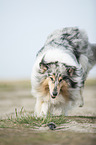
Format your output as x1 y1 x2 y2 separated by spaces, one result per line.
37 27 96 86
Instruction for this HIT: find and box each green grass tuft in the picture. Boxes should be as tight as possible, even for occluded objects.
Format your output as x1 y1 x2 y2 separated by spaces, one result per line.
0 108 96 129
0 107 69 128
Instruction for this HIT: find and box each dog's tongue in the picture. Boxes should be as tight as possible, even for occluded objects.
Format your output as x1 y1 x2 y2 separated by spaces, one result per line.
51 95 56 99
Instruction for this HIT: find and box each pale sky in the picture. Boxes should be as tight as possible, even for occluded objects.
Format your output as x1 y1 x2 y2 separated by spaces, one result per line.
0 0 96 80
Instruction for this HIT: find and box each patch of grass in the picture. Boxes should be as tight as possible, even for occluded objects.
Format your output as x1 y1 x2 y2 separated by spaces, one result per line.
0 107 96 129
13 114 68 128
0 107 69 129
14 107 71 128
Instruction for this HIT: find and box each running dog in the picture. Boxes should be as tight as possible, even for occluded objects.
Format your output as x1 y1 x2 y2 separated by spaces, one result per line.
31 27 96 118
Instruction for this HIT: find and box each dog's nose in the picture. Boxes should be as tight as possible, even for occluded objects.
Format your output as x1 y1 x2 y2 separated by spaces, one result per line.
52 92 57 96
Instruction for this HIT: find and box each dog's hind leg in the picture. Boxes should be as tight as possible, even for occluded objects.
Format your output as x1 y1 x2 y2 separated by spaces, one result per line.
79 88 84 107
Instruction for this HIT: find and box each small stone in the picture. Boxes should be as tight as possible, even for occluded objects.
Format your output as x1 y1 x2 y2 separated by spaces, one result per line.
47 122 56 130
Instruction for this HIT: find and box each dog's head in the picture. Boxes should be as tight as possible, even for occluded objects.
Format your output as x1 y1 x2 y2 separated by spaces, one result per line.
38 57 82 99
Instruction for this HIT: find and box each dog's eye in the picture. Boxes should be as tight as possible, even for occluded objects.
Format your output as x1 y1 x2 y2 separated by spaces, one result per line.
50 77 54 82
59 79 63 83
67 68 75 76
59 76 63 83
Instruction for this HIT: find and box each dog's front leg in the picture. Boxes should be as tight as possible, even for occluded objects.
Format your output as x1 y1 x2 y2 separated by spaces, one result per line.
34 97 49 118
40 102 49 118
34 97 42 118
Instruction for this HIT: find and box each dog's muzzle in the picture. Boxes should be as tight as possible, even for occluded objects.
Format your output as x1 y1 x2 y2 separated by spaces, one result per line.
51 92 58 99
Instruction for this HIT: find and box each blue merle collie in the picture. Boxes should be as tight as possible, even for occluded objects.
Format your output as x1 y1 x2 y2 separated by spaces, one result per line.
31 27 96 118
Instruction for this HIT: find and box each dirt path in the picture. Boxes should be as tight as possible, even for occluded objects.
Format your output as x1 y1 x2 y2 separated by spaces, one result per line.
0 128 96 145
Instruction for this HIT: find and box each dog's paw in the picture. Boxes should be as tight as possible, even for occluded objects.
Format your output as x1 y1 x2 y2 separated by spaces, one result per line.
34 111 47 119
79 101 84 107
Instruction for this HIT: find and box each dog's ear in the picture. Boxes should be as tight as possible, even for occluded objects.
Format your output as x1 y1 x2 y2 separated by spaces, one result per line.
39 59 49 73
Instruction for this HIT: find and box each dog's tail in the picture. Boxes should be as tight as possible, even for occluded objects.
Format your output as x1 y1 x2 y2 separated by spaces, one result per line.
79 42 96 76
86 43 96 69
90 43 96 63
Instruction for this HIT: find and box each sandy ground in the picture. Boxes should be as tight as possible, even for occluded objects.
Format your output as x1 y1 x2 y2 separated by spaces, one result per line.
0 89 35 119
0 81 96 145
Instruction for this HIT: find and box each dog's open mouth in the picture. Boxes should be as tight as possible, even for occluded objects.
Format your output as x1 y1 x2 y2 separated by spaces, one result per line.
51 95 56 99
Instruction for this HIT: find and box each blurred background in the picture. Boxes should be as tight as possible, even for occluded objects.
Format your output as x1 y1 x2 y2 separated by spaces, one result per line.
0 0 96 80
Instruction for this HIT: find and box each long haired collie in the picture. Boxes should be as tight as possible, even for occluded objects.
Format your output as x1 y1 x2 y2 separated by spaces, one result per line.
31 27 96 118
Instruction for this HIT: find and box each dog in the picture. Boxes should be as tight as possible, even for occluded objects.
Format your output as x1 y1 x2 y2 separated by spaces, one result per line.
31 27 96 118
